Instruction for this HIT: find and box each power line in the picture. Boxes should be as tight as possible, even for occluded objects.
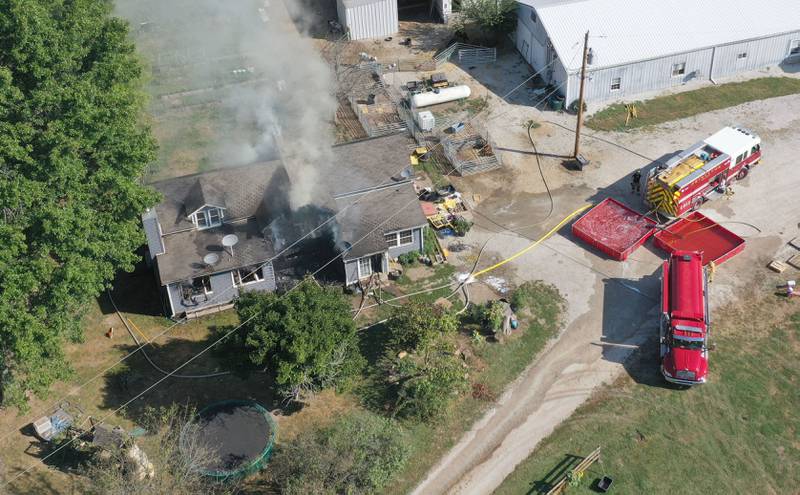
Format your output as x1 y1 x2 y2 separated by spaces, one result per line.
1 50 562 478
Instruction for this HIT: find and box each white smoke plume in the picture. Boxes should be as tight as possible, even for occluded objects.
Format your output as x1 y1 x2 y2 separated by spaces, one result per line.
116 0 337 209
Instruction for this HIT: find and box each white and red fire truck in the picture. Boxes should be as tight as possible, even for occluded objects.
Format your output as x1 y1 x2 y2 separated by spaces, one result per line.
646 126 761 216
659 251 710 386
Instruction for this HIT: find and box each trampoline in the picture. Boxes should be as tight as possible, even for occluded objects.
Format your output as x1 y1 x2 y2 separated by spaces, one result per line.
184 400 276 479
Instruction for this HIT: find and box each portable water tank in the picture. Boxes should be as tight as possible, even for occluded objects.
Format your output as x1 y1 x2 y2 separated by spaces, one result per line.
416 111 435 132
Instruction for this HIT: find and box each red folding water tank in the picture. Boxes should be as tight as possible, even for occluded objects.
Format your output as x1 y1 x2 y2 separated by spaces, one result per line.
653 211 745 266
572 198 657 261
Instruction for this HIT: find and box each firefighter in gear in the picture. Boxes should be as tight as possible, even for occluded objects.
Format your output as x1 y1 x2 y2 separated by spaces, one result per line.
631 170 642 194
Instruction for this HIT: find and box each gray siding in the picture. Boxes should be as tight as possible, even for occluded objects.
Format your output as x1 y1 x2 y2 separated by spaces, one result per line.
142 209 164 262
387 226 425 258
166 263 276 317
516 3 800 105
569 48 714 104
711 31 800 78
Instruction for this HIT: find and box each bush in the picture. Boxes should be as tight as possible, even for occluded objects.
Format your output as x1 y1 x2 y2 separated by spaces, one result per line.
386 301 458 352
452 217 473 237
481 301 506 334
397 251 420 266
270 411 410 495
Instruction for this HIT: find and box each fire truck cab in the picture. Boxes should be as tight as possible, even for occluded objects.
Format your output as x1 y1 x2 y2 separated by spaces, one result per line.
646 126 761 217
659 251 710 386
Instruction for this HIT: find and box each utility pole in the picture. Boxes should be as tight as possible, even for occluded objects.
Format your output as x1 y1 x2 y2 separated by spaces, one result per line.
573 30 590 161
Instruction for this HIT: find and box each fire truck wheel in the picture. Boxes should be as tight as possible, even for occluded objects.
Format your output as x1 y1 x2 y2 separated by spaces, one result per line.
736 167 749 180
691 197 704 211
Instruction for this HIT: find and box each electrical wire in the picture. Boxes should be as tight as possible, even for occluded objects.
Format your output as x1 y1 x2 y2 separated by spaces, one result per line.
2 43 572 483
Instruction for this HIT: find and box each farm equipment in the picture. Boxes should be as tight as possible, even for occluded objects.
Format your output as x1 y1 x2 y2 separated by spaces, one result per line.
645 126 761 217
659 251 710 386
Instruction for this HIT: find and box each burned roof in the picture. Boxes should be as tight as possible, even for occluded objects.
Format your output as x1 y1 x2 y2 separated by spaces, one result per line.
335 185 428 261
151 161 290 234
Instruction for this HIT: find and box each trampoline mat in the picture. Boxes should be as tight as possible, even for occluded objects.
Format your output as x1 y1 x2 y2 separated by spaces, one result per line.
194 404 272 472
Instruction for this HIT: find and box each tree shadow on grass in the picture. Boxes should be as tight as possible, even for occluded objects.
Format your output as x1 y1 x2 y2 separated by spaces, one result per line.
97 332 284 428
98 249 164 317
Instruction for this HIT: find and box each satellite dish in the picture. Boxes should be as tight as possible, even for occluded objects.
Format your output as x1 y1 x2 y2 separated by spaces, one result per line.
222 234 239 256
203 253 220 266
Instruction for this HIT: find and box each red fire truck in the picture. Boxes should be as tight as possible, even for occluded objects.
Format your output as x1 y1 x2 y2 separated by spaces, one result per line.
659 251 710 386
646 126 761 217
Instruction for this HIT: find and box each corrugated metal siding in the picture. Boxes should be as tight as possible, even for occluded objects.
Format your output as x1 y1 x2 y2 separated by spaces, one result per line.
570 48 713 104
560 30 800 104
141 209 164 263
711 31 800 78
518 0 800 71
338 0 398 41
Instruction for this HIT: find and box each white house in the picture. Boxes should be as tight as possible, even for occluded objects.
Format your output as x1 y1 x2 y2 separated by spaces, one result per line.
515 0 800 105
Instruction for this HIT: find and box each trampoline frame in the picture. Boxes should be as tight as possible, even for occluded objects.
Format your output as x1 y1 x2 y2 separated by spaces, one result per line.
187 399 277 480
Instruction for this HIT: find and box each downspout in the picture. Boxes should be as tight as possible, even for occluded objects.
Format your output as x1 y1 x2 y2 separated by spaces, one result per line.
709 46 718 84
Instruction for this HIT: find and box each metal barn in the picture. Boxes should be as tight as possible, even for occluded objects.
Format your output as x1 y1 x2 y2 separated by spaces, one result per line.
515 0 800 105
337 0 399 41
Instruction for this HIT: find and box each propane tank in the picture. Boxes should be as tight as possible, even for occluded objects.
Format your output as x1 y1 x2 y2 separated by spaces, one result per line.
411 85 471 108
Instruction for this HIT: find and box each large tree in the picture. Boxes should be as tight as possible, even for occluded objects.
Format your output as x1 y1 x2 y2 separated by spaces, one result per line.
0 0 158 406
224 278 365 400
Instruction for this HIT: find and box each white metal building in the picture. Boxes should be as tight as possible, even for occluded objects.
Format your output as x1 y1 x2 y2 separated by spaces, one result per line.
515 0 800 105
337 0 452 41
337 0 399 41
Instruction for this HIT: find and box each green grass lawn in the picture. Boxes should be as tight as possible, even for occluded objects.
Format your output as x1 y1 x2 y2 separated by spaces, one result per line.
495 294 800 495
587 77 800 131
376 280 565 495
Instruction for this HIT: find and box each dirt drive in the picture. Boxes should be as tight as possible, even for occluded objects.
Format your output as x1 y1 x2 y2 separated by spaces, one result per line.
411 81 800 494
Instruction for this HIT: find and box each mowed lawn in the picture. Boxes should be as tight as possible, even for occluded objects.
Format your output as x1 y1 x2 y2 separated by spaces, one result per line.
587 77 800 131
495 293 800 494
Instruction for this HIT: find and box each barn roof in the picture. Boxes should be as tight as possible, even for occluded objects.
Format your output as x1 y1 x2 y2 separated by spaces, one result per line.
518 0 800 71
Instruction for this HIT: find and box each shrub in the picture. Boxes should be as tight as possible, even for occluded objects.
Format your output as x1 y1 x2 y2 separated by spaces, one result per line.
397 251 420 266
452 217 473 237
481 301 506 334
270 411 411 495
386 301 458 352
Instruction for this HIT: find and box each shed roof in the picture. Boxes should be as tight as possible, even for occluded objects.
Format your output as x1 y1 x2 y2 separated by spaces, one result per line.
518 0 800 71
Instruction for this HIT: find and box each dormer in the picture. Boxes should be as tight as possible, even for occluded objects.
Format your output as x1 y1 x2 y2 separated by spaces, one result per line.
184 178 227 230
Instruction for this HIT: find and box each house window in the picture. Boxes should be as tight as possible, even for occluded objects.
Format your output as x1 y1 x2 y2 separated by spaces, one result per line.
610 77 621 91
194 207 223 230
737 52 748 60
399 229 414 245
385 229 414 248
672 62 686 77
234 265 264 286
790 40 800 55
193 276 212 295
358 257 373 279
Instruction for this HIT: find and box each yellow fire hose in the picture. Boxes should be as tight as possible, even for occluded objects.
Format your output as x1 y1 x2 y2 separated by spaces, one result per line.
471 204 592 278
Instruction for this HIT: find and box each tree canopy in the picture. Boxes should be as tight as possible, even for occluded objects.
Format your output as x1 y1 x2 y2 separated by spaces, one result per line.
460 0 518 33
0 0 158 406
225 278 365 400
386 301 458 352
